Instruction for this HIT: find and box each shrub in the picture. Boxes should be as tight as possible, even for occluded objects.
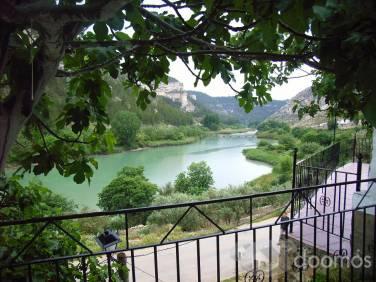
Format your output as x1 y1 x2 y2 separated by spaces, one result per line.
278 134 297 150
257 140 273 149
147 193 205 231
111 111 141 147
203 113 220 130
298 142 323 157
98 166 158 211
175 161 214 195
301 130 332 146
0 179 120 281
257 120 290 132
272 155 293 184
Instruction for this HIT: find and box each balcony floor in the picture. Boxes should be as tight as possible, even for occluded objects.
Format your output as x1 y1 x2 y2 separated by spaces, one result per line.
289 162 370 256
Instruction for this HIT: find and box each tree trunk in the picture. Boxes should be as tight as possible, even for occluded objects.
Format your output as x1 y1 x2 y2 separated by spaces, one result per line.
0 15 84 174
0 61 52 173
0 41 64 173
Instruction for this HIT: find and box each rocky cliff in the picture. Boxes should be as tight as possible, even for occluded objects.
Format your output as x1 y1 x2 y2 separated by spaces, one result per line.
267 87 328 127
156 78 195 112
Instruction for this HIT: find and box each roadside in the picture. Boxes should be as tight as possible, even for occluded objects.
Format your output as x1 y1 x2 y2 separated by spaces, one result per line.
124 216 282 282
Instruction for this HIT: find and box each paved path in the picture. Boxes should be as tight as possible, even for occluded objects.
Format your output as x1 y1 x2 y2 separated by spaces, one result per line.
290 163 370 256
123 163 373 281
125 218 281 282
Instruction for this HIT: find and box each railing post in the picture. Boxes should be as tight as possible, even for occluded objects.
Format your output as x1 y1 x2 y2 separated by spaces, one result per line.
352 136 357 163
356 153 363 192
290 148 298 232
292 148 298 189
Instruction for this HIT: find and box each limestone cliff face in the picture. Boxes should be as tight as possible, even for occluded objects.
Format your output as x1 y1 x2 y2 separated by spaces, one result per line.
156 78 195 112
268 87 328 127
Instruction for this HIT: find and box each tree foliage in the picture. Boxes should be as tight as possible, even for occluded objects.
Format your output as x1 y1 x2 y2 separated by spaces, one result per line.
111 111 141 147
1 0 376 182
175 161 214 195
202 113 220 131
98 166 158 211
0 178 125 280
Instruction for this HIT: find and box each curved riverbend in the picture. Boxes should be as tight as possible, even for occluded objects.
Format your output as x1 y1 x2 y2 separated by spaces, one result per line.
24 132 272 208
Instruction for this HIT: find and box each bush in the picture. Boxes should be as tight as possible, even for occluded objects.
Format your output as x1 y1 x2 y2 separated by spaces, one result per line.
301 130 332 146
175 161 214 195
98 166 158 211
291 127 310 138
111 111 141 147
257 120 290 132
278 134 297 150
137 125 206 146
0 179 118 281
203 113 220 130
272 155 293 184
147 193 205 231
257 140 274 149
298 142 323 157
242 148 282 166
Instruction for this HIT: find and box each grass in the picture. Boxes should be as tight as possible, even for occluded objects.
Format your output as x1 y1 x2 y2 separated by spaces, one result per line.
143 136 199 147
242 148 283 166
256 130 282 140
217 128 251 134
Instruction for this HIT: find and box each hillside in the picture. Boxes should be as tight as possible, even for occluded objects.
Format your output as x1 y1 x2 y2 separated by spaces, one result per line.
267 87 328 127
187 90 287 125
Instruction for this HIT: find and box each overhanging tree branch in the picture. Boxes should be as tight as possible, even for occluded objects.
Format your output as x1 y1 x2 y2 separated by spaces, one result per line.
278 21 326 41
33 115 90 145
56 46 141 77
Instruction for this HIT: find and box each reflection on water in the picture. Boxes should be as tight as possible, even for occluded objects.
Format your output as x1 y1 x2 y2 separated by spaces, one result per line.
23 132 272 209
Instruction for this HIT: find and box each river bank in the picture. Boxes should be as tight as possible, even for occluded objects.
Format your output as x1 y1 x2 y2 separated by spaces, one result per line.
21 133 271 209
104 127 253 155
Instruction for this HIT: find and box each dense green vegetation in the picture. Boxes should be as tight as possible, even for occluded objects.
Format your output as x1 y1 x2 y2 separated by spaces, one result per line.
253 120 356 159
175 161 214 195
107 79 195 127
202 113 220 131
111 111 141 147
98 166 157 211
0 179 125 281
135 124 208 148
243 120 360 188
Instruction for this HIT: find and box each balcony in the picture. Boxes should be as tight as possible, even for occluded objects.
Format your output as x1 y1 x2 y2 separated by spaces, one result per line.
0 136 374 281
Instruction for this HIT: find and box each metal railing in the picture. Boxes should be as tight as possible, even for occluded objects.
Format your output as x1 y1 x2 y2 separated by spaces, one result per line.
1 178 376 282
352 134 373 163
294 142 341 189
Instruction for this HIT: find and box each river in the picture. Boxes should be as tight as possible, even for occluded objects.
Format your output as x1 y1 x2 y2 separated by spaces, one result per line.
24 131 271 209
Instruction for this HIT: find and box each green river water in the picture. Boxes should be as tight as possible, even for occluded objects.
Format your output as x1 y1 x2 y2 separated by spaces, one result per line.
23 131 271 209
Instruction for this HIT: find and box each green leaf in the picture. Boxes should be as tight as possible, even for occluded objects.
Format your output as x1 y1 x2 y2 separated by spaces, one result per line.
73 171 85 184
107 13 124 30
114 32 130 41
93 22 109 41
313 5 332 21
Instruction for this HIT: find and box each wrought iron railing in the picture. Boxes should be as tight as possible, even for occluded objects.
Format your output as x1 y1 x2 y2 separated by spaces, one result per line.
352 134 373 163
294 142 341 189
1 178 375 282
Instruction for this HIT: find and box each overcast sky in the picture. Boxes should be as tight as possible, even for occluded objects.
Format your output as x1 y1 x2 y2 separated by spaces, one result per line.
169 60 315 100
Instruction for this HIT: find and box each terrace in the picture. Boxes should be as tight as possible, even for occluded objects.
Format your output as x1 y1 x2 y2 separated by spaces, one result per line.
0 135 375 282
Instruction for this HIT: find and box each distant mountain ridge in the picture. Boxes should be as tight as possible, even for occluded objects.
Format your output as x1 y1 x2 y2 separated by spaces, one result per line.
267 87 328 127
187 90 287 125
